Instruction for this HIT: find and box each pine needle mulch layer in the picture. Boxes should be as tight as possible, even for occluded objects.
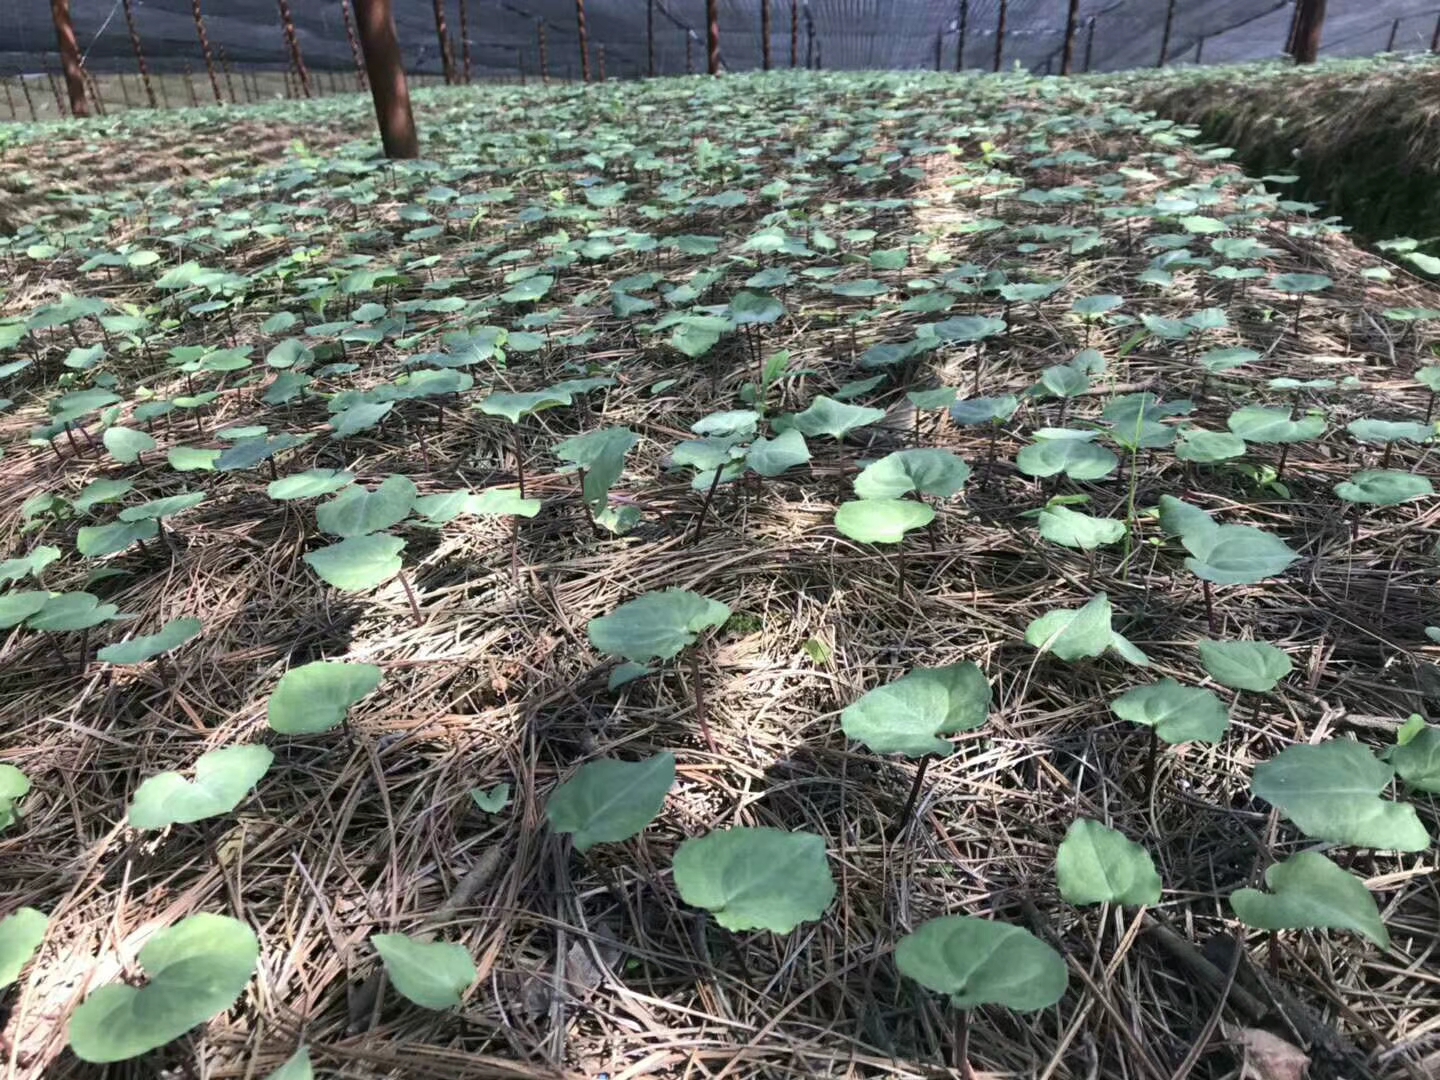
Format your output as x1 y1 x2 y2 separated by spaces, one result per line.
1126 54 1440 261
0 73 1438 1080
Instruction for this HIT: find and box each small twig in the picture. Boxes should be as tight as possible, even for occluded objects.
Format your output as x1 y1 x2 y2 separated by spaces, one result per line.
396 570 424 626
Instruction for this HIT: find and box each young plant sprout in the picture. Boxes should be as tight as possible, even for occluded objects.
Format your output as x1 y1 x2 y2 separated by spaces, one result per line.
841 662 990 833
1251 740 1430 852
1055 818 1162 906
1111 679 1230 801
1267 272 1332 335
587 589 730 750
0 907 47 990
834 498 934 591
546 752 675 850
1230 852 1389 949
895 915 1067 1078
127 745 274 831
69 914 260 1063
672 827 836 933
267 660 384 736
370 933 477 1010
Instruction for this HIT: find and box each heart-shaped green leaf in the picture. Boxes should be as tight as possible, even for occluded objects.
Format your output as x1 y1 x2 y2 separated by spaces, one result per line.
1025 594 1148 666
103 426 156 464
118 492 208 523
268 469 356 501
1230 852 1388 948
1182 524 1297 586
371 933 476 1009
304 533 405 592
854 450 970 500
1016 435 1118 481
1388 716 1440 793
0 545 61 586
98 618 203 665
316 475 418 537
746 429 811 476
1036 504 1127 550
841 663 990 758
0 591 52 629
834 499 934 544
69 913 260 1062
76 518 159 558
1334 470 1434 506
1252 740 1430 851
1111 678 1230 744
546 753 675 851
470 783 511 813
789 396 886 440
554 427 639 509
28 591 125 631
894 915 1067 1012
1226 407 1325 444
1197 639 1292 692
1175 428 1247 463
672 827 836 933
588 589 730 664
0 907 47 990
330 400 394 438
1056 819 1162 906
1345 419 1435 446
216 434 304 471
478 390 569 424
950 395 1019 426
128 745 274 829
0 763 30 830
267 661 384 734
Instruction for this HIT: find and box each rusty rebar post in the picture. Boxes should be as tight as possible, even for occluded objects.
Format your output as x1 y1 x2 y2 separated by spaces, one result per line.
934 30 942 70
1431 10 1440 51
1060 0 1081 74
190 0 224 102
597 43 606 80
805 5 815 67
992 0 1007 72
341 0 369 89
790 0 798 66
707 0 720 74
1385 17 1399 51
278 0 312 96
84 67 106 115
1292 0 1327 62
18 75 38 120
538 20 550 83
46 68 67 116
687 30 695 73
50 0 89 116
1158 0 1176 65
956 0 968 69
1083 15 1096 71
218 46 238 102
121 0 158 107
353 0 419 158
431 0 456 84
761 0 771 70
647 0 656 75
458 0 473 82
575 0 591 82
1194 35 1204 63
182 62 199 106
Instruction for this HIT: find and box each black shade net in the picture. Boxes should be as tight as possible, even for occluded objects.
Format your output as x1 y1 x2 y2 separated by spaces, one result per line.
1 0 1438 81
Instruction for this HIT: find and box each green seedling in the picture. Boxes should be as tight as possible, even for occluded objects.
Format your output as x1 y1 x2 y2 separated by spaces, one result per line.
0 764 30 831
895 914 1067 1076
546 752 675 850
1231 852 1389 949
69 913 260 1062
834 498 935 591
587 589 730 748
1386 715 1440 793
371 933 477 1010
0 907 47 990
1111 678 1230 799
672 827 836 933
97 617 203 679
1056 819 1162 906
841 663 990 832
128 745 274 830
1025 593 1149 667
267 660 384 736
1251 740 1429 851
